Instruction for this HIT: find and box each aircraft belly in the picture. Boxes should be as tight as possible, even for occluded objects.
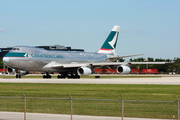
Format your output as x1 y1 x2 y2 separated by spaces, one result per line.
18 60 47 71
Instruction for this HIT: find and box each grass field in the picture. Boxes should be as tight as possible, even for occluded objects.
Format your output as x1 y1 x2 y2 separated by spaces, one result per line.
0 83 180 119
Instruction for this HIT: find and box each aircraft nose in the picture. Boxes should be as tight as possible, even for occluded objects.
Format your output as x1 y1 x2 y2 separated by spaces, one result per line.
3 57 9 64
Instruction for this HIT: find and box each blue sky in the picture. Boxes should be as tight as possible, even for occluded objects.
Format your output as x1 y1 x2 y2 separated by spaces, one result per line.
0 0 180 60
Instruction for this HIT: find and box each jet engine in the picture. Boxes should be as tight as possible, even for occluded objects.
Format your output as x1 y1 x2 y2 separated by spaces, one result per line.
117 65 131 74
7 67 16 74
7 67 29 75
77 67 92 76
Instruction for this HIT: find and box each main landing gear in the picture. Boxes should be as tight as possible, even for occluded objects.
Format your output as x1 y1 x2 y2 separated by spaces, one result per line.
43 73 51 79
16 71 21 79
57 73 80 79
42 72 80 79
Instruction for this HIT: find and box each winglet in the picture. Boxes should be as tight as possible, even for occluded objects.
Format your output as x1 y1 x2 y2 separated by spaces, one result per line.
97 25 120 54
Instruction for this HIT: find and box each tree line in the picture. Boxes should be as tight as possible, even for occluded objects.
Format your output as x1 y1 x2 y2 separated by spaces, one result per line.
119 57 180 74
0 58 4 69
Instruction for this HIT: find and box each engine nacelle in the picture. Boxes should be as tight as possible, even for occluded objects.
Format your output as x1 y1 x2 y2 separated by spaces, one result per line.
117 65 131 74
7 67 16 74
7 67 29 75
77 67 92 76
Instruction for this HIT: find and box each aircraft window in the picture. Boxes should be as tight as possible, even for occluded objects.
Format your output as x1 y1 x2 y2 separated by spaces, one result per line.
12 48 20 50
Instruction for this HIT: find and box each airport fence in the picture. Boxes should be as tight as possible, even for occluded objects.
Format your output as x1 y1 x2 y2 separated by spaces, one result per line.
0 94 179 120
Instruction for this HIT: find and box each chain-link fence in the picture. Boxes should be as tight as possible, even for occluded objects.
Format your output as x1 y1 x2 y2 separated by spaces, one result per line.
0 94 179 120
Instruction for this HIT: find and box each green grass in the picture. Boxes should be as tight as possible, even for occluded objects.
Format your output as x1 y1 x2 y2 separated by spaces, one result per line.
0 83 180 119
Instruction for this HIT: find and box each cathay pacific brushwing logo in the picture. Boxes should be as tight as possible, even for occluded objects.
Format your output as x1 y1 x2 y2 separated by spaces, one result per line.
24 53 28 57
5 52 28 58
108 31 118 50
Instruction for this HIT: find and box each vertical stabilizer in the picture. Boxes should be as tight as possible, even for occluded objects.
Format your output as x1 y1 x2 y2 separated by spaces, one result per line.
97 25 120 54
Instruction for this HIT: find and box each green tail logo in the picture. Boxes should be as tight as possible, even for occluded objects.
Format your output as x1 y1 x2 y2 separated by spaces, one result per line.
97 25 120 54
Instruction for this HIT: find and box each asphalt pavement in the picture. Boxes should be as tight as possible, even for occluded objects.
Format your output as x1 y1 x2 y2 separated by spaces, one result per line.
0 76 180 85
0 111 172 120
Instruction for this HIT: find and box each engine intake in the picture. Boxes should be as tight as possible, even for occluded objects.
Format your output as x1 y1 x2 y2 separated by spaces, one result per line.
7 67 16 74
77 67 92 76
117 65 131 74
7 67 29 75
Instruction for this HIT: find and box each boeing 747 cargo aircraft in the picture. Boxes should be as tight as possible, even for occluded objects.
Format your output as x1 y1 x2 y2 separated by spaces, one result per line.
3 25 170 78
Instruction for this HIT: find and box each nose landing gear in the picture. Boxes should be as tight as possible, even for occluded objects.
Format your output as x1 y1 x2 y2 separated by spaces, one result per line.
16 74 21 78
16 70 21 79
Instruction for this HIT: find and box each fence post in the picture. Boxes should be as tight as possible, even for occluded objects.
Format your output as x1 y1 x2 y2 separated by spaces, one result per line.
175 95 179 120
22 92 26 120
120 94 123 120
68 93 73 120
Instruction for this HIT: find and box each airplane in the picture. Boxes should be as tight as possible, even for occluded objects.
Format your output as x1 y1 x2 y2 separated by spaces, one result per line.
2 25 171 79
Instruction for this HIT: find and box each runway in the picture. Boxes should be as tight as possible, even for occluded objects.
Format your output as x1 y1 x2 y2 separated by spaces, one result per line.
0 111 172 120
0 77 180 85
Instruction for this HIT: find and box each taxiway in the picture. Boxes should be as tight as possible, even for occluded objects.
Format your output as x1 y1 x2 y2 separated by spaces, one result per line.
0 77 180 85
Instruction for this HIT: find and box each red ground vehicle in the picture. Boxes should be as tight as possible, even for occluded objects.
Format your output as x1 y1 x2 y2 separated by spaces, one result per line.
94 68 159 74
141 69 159 74
94 69 117 74
131 69 140 74
0 69 7 74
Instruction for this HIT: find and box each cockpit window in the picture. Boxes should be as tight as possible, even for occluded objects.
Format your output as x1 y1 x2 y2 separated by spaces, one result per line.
12 48 20 50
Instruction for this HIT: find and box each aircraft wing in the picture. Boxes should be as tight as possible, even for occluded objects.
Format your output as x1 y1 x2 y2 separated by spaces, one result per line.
51 63 89 68
43 61 173 69
91 61 172 67
128 62 173 64
43 61 90 69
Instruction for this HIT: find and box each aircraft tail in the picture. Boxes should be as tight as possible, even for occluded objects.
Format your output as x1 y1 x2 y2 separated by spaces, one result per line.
97 25 120 54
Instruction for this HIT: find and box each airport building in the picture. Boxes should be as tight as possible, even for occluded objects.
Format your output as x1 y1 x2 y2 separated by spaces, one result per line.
0 45 84 58
0 47 12 58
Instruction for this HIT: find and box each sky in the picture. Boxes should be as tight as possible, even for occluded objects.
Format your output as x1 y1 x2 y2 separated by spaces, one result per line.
0 0 180 61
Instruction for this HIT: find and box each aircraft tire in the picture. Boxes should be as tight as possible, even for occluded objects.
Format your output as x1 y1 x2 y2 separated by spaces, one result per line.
67 75 80 79
43 75 51 79
16 74 21 78
48 75 51 79
57 75 65 79
77 75 80 79
43 75 46 79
